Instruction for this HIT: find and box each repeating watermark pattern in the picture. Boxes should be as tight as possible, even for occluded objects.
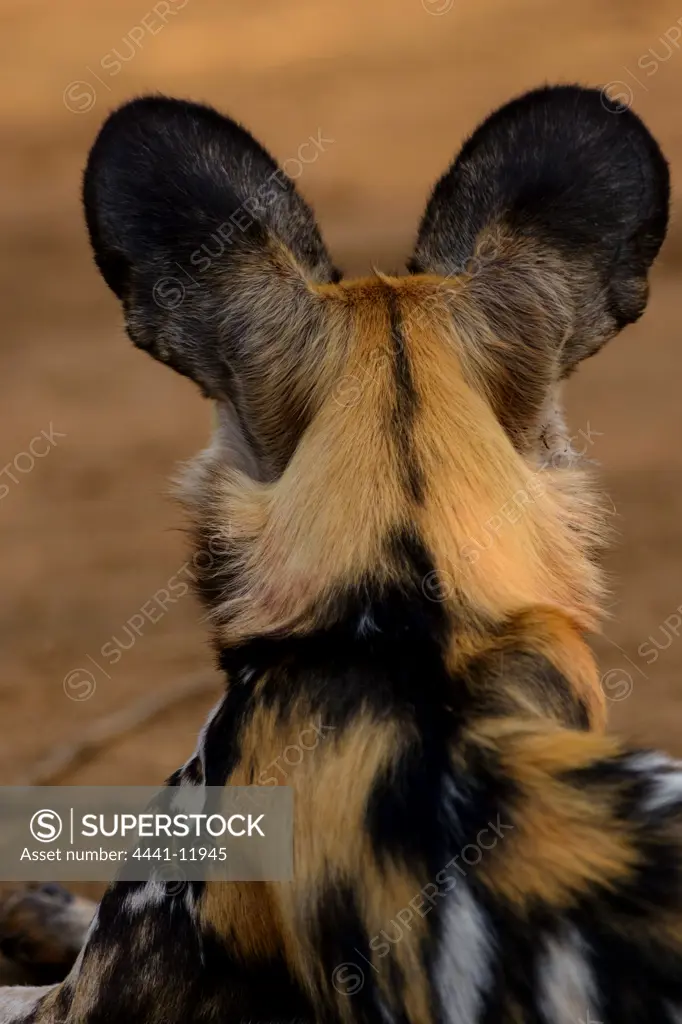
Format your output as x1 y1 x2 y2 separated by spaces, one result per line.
638 603 682 665
331 816 514 993
332 962 366 997
0 424 66 502
331 351 393 409
62 533 230 700
602 15 682 112
152 129 335 312
63 0 191 114
150 862 188 896
600 600 682 703
422 569 457 603
257 719 336 785
600 661 636 703
421 0 455 14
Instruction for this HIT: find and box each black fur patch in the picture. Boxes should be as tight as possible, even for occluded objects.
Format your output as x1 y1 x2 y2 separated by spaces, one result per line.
477 900 549 1024
409 85 669 450
80 883 314 1023
201 674 258 788
387 290 424 503
462 645 591 730
83 96 339 479
410 86 669 356
312 882 386 1022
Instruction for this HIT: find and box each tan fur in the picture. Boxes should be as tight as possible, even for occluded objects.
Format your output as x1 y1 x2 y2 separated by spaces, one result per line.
198 696 434 1017
466 606 606 729
174 269 616 1018
399 281 605 630
180 275 606 727
470 721 638 909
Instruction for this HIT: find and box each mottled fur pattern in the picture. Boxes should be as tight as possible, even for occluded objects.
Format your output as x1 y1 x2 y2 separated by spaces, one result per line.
0 886 95 986
1 85 678 1022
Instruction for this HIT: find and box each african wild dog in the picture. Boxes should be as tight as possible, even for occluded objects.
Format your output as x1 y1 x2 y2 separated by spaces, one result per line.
1 84 679 1022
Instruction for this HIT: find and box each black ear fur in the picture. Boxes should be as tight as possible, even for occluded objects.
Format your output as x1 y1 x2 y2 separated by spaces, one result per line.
83 95 336 297
82 96 338 397
410 85 670 370
83 97 342 474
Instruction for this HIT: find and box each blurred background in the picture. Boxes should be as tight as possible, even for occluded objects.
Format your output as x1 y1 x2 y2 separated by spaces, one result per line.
2 0 682 790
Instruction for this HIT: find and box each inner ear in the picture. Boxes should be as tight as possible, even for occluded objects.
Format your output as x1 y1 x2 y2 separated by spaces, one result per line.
83 96 340 477
409 85 669 452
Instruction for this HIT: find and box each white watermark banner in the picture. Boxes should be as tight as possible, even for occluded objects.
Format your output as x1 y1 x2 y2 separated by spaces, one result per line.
0 786 292 882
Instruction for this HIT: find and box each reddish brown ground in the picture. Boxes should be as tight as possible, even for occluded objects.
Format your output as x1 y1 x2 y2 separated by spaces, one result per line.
2 0 682 806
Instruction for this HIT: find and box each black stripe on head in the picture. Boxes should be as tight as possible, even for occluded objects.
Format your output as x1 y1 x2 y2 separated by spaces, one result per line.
387 290 424 503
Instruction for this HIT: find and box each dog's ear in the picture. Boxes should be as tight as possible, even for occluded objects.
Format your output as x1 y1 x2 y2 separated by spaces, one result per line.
409 86 669 451
83 96 339 476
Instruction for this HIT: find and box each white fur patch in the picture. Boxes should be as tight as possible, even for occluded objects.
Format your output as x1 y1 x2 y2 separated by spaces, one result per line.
627 751 682 813
356 610 378 637
435 883 493 1024
538 925 599 1024
665 1000 682 1023
122 877 194 919
123 881 167 915
0 985 53 1023
197 697 225 779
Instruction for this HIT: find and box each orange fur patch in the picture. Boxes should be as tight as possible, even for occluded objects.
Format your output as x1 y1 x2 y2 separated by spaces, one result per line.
471 721 638 909
182 274 605 643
